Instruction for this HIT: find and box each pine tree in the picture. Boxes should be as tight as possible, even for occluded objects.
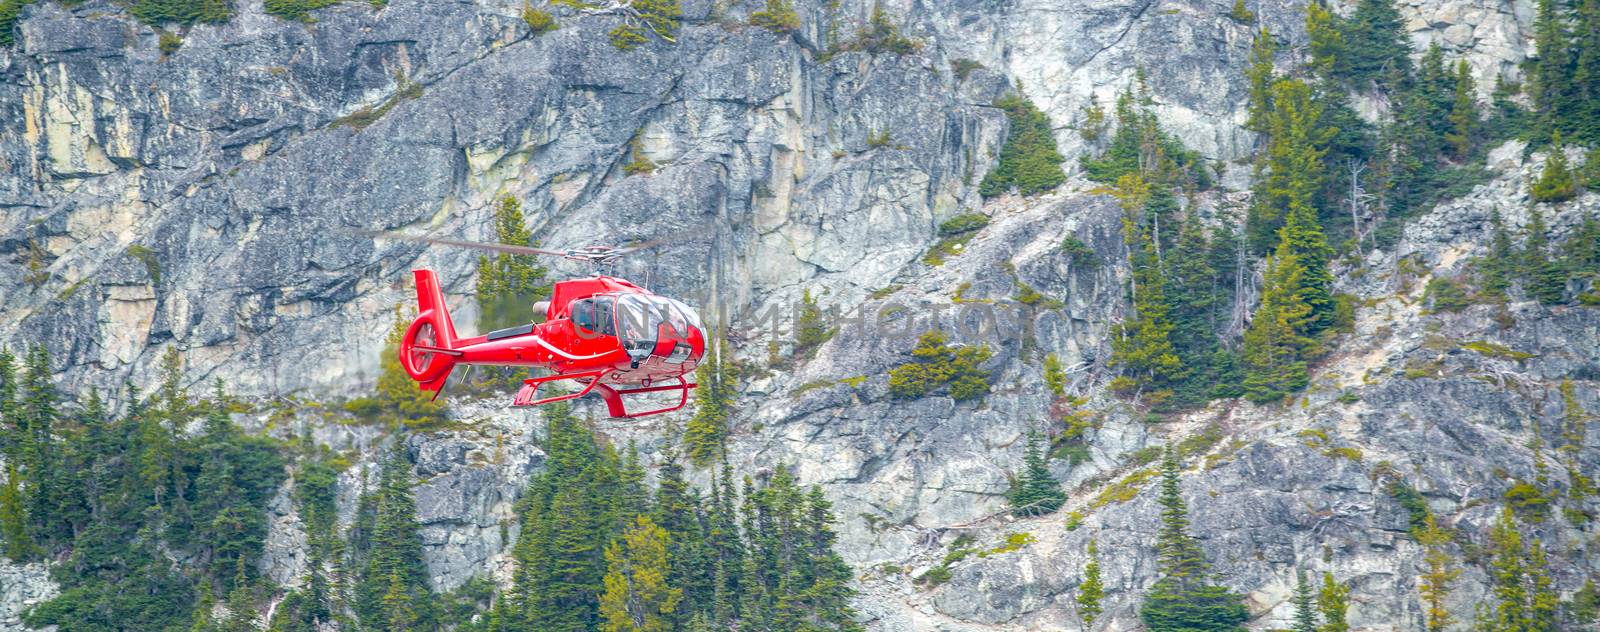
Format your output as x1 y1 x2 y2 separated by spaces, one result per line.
355 446 432 630
1317 573 1349 632
1241 249 1314 403
0 349 16 465
1245 28 1278 134
979 92 1066 198
1522 208 1568 304
1446 60 1479 160
1139 446 1248 631
600 516 682 632
1529 0 1573 136
653 449 707 628
1305 2 1344 83
1292 569 1318 632
1482 209 1515 297
684 337 736 467
1342 0 1412 88
223 556 260 632
1488 507 1530 630
1573 0 1600 144
1078 538 1105 627
1154 446 1207 581
1008 431 1066 516
1531 133 1578 204
1112 203 1182 392
19 345 57 547
1416 513 1458 631
0 462 32 560
476 194 549 331
1165 217 1221 404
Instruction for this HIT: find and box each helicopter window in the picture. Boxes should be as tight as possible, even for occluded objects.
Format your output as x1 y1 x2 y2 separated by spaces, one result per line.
571 297 617 337
571 299 596 334
593 297 617 336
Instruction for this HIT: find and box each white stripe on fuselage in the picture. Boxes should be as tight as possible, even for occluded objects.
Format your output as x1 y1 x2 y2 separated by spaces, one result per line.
528 335 618 361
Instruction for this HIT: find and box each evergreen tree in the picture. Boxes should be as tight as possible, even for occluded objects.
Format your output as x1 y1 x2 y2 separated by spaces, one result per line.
0 348 16 465
352 305 449 426
0 462 32 560
1306 3 1344 83
1292 569 1318 632
684 337 736 467
1078 538 1105 627
1111 197 1183 392
476 194 549 330
1317 573 1349 632
224 556 259 632
1417 513 1458 632
1245 28 1278 134
1341 0 1412 88
1241 249 1314 403
1483 507 1563 631
1573 0 1600 144
653 449 708 627
354 446 432 630
192 580 218 632
1528 0 1573 137
1531 133 1578 204
980 92 1066 198
1139 446 1249 631
1446 60 1479 160
1482 209 1515 297
600 516 682 632
1008 431 1066 516
1165 217 1222 404
1522 208 1568 304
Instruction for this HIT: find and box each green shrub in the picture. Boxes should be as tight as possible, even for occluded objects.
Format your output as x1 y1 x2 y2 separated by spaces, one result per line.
622 133 656 175
1228 0 1255 23
1386 481 1431 536
158 30 182 55
794 289 834 359
748 0 798 32
1503 482 1550 521
888 331 992 401
950 58 983 80
130 0 233 26
937 213 989 236
126 244 162 285
522 1 556 33
979 93 1066 198
918 565 951 586
845 2 919 55
331 79 423 130
264 0 341 22
608 0 679 49
1424 277 1472 312
866 128 892 148
1059 236 1098 268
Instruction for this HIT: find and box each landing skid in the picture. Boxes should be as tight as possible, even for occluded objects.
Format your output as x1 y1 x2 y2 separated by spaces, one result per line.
512 371 697 418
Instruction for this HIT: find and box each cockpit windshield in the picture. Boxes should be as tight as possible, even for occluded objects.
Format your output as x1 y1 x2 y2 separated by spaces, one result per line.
610 293 703 363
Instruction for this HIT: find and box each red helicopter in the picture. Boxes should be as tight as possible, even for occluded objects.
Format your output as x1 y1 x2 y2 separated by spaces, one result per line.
372 233 707 418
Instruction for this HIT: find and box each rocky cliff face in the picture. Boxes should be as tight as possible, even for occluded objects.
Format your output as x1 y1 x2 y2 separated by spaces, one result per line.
2 0 1596 630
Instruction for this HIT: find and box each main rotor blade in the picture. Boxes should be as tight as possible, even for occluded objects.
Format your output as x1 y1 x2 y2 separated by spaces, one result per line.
614 228 702 254
362 231 568 258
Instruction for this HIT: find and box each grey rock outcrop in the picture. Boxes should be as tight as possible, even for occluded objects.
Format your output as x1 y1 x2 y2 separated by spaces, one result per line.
2 0 1596 630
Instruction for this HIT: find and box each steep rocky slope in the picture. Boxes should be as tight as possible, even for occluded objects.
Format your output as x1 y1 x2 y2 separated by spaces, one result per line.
1 0 1596 630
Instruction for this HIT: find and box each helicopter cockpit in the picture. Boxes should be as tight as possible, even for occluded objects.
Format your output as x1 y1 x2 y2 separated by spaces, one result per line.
567 293 704 365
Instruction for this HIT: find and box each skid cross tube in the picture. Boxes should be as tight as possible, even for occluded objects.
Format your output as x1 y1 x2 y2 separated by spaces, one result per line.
511 369 612 408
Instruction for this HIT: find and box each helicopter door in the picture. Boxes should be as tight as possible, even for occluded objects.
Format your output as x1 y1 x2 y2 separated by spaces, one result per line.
570 297 617 338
